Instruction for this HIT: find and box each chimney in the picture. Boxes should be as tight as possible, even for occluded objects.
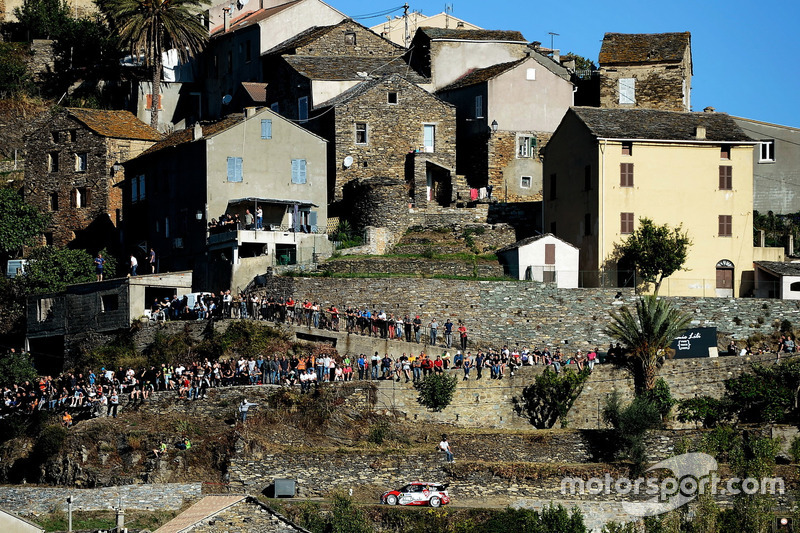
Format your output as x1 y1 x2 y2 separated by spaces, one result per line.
193 122 203 140
531 41 541 51
703 106 715 113
223 7 231 32
245 107 257 118
552 49 560 62
695 125 706 140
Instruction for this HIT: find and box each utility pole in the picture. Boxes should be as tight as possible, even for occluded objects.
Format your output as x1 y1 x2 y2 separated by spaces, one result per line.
403 3 410 48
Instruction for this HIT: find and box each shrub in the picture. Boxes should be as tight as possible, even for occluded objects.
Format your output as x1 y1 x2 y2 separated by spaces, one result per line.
642 377 675 420
415 373 457 411
367 420 390 445
513 368 589 429
790 434 800 464
676 395 731 428
603 392 662 476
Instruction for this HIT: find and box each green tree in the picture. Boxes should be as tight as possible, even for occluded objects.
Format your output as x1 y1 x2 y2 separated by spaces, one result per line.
0 188 50 261
0 43 33 97
415 372 457 411
13 0 71 39
615 217 691 295
514 368 589 428
327 491 371 533
605 295 691 393
16 246 94 294
722 360 800 423
603 391 663 476
97 0 209 129
0 350 37 386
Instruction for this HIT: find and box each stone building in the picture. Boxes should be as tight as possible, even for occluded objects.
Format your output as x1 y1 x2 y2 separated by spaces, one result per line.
437 53 573 202
307 74 457 209
598 32 692 112
23 108 161 250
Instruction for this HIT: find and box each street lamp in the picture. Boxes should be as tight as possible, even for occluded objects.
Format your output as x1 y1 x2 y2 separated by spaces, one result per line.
491 120 498 133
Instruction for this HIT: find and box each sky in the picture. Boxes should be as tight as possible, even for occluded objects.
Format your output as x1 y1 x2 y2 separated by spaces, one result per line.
333 0 800 128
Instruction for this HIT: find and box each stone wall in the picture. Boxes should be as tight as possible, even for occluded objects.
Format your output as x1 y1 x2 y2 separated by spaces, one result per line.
599 63 689 112
343 177 409 237
0 482 201 515
321 258 504 278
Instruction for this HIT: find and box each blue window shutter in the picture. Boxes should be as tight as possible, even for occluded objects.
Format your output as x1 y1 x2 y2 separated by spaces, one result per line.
308 211 317 231
228 157 243 182
261 119 272 139
291 159 307 184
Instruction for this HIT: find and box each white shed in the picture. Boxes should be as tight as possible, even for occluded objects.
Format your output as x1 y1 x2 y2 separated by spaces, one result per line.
0 508 44 533
754 261 800 299
497 233 579 288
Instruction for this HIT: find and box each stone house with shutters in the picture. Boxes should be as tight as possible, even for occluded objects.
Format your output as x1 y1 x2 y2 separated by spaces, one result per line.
597 32 692 112
543 106 784 297
305 74 457 210
122 106 330 290
437 53 573 202
23 108 161 251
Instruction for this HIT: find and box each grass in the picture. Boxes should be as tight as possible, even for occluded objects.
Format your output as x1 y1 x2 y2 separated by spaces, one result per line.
285 271 515 282
324 252 498 262
34 509 180 532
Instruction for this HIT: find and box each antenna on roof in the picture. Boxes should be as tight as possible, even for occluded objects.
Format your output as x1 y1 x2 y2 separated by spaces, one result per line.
548 32 559 50
444 3 453 28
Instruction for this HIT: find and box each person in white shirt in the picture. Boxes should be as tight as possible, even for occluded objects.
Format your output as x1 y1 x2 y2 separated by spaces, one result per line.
439 435 453 463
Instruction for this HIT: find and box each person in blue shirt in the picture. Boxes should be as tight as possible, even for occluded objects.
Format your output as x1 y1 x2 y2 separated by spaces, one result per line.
94 253 105 281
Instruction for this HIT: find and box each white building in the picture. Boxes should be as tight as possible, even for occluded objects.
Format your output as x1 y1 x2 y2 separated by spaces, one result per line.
496 233 579 288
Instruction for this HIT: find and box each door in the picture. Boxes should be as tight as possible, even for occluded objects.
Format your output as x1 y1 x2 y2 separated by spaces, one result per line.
426 169 434 202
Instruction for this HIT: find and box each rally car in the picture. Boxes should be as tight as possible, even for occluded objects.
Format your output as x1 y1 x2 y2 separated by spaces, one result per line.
381 481 450 507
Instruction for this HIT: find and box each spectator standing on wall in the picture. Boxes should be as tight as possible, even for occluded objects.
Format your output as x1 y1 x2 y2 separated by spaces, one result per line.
130 254 138 276
439 435 454 463
444 319 454 348
458 322 468 351
256 207 263 230
238 398 257 423
149 248 157 273
429 318 439 346
94 253 105 281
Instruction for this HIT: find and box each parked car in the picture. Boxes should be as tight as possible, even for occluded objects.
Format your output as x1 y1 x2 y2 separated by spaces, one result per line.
381 482 450 507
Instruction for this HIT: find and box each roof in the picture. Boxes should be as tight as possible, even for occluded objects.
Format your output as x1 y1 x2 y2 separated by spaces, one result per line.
314 73 440 110
240 82 268 103
496 233 578 254
754 261 800 277
153 495 246 533
418 27 527 42
228 197 318 207
438 53 570 91
599 32 690 65
569 107 753 142
263 20 404 56
284 55 428 84
137 114 244 157
210 0 301 37
66 108 162 141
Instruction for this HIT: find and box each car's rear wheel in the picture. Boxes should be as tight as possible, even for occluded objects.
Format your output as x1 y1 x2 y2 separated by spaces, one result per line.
386 495 398 505
429 496 441 507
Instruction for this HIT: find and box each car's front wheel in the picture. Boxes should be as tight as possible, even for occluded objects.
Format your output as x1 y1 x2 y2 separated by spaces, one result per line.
386 495 398 505
429 496 441 507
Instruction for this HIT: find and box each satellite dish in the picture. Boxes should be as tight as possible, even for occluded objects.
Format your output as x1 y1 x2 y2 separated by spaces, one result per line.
238 0 249 6
222 94 232 105
343 156 354 168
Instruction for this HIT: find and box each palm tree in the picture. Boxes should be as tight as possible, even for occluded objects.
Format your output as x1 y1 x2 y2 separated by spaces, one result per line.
604 295 691 393
98 0 208 129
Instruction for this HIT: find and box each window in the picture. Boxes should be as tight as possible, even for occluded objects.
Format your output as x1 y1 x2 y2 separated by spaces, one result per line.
720 145 730 160
101 294 119 313
620 163 634 187
520 176 531 188
621 141 632 156
517 136 535 158
261 119 272 139
271 102 279 113
549 173 557 200
759 140 775 162
620 212 634 234
49 192 58 211
44 232 53 246
355 122 367 144
72 187 88 208
550 221 557 234
387 91 398 104
37 297 54 322
48 152 59 173
526 68 536 80
718 215 732 237
344 31 356 45
584 165 591 191
423 124 435 153
51 131 59 142
584 213 592 236
165 217 170 238
719 166 732 190
138 174 145 201
227 156 243 182
245 40 252 62
68 130 76 142
75 152 87 172
227 51 233 74
619 78 635 104
291 159 307 184
298 96 308 123
475 95 483 118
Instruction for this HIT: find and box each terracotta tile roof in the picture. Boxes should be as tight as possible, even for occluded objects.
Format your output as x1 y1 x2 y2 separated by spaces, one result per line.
210 0 302 37
599 32 690 65
137 114 244 157
284 55 428 84
419 27 527 42
66 108 162 141
570 107 752 142
241 82 268 103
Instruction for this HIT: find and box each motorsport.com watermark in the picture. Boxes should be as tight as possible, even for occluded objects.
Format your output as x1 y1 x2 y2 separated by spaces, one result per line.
559 453 785 517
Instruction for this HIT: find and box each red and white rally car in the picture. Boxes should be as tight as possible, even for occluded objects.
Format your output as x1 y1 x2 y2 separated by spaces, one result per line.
381 481 450 507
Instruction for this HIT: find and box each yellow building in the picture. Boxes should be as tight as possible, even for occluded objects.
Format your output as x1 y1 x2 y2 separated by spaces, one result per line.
543 107 784 297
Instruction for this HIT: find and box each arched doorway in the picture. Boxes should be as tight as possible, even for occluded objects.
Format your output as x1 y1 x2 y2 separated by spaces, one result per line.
716 260 734 297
